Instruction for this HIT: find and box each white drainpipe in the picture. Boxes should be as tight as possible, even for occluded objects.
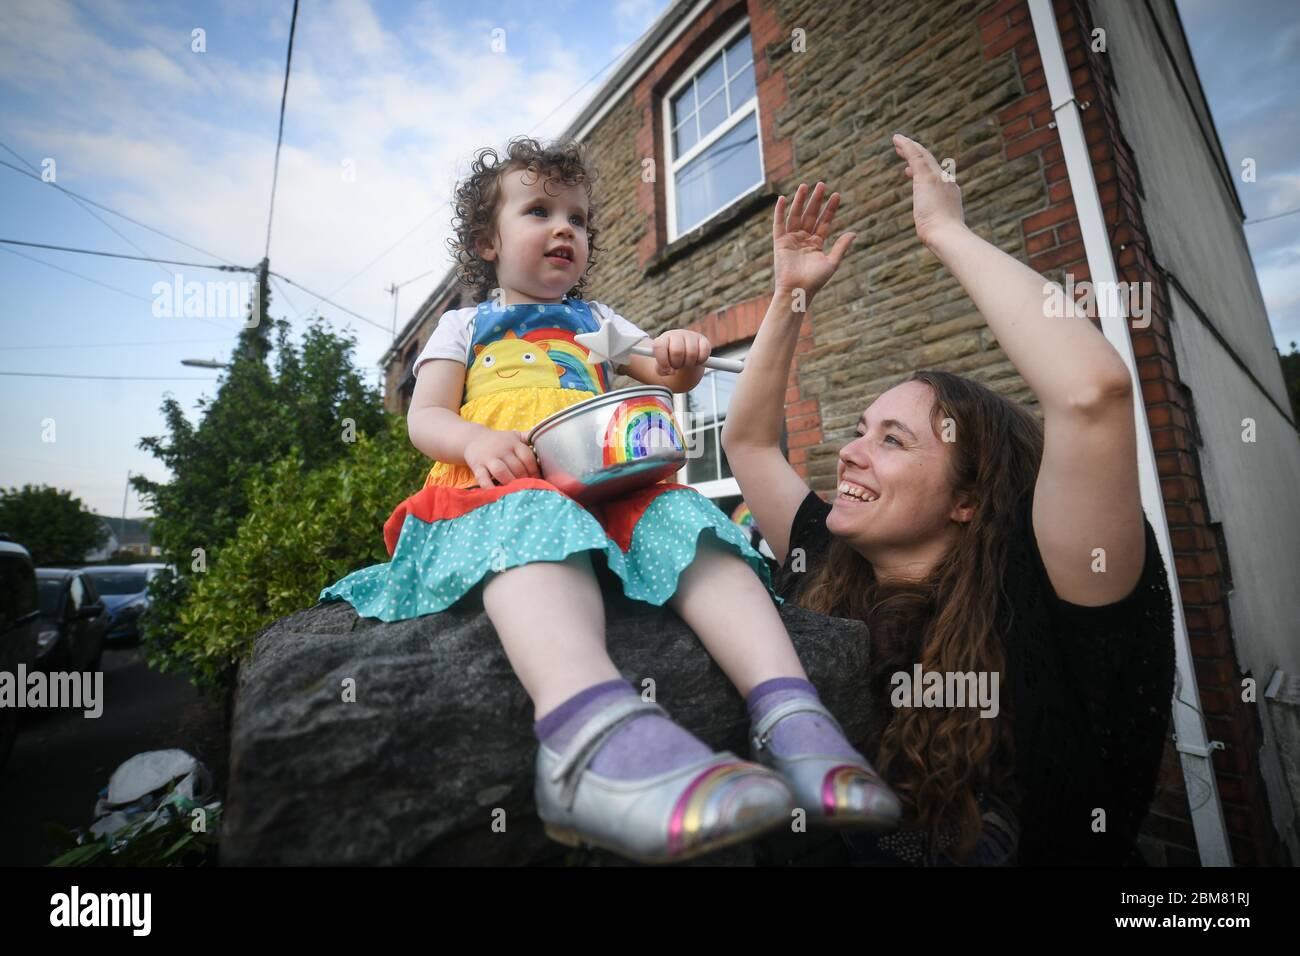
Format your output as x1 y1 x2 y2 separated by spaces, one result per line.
1027 0 1232 866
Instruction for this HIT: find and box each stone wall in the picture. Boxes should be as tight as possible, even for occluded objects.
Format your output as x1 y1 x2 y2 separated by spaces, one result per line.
579 0 1040 490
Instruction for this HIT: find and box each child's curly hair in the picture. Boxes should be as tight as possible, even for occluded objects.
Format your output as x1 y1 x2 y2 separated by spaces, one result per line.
447 136 601 304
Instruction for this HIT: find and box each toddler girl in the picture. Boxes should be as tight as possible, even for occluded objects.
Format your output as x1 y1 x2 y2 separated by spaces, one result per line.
318 136 899 863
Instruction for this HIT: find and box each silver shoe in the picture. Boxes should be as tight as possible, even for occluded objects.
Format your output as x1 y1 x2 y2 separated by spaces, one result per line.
750 696 902 831
535 695 796 863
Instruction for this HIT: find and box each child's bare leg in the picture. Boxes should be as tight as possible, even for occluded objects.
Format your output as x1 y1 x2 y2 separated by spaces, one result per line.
668 535 875 772
485 549 718 780
481 550 621 718
667 535 808 696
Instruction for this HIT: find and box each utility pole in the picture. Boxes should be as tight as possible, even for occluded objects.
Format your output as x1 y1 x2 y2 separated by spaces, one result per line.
386 282 399 339
258 257 269 307
386 268 434 342
120 470 130 553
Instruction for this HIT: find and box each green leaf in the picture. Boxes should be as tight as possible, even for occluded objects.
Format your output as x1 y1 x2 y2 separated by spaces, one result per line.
161 834 197 858
127 315 414 695
48 842 106 866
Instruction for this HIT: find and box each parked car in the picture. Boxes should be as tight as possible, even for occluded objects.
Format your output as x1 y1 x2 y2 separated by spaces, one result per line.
0 539 41 772
81 564 168 643
35 568 108 672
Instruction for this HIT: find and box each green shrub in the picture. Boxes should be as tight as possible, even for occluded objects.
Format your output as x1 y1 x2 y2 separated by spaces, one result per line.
133 313 387 678
46 796 222 867
173 414 430 690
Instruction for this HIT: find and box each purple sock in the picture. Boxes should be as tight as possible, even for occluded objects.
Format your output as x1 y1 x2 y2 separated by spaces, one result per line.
746 677 862 760
534 679 712 779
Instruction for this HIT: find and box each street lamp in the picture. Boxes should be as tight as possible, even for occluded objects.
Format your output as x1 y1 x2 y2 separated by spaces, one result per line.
180 358 229 368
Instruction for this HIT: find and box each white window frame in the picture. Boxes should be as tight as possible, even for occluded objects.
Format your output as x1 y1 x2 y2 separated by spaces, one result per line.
671 340 779 560
671 341 752 498
663 18 765 242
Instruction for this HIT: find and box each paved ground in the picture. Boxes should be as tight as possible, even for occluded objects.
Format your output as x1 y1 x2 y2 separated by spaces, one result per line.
0 642 230 866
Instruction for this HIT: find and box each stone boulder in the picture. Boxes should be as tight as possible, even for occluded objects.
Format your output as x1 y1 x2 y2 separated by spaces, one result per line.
221 589 874 866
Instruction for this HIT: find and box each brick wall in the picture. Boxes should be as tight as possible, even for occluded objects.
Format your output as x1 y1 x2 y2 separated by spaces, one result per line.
378 0 1280 864
978 0 1284 864
583 0 1046 485
586 0 825 456
577 0 1281 864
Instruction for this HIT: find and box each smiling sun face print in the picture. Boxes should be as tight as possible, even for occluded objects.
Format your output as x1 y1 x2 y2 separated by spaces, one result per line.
466 330 564 400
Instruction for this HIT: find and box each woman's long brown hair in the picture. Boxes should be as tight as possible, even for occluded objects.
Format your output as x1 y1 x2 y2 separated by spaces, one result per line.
796 369 1044 860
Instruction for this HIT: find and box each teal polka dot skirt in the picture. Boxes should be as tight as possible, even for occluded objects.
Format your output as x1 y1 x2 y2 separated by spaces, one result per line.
318 481 781 622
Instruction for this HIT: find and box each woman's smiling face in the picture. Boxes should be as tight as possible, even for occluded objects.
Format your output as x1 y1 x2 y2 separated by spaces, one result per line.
827 380 971 558
477 165 590 304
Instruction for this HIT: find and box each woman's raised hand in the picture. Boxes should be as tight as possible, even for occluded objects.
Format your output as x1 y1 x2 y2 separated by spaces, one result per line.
772 182 856 300
892 133 967 248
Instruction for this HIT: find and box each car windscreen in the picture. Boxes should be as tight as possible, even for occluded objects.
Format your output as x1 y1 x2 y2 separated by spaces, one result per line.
38 579 63 616
82 570 149 595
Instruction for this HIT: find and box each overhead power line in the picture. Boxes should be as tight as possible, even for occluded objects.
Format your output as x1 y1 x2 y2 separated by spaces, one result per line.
0 238 252 272
0 238 385 333
0 243 152 302
0 371 218 381
528 39 640 135
393 267 435 289
0 138 177 284
2 453 135 476
294 207 439 320
0 141 248 336
264 0 301 261
0 244 239 335
0 156 238 266
1244 206 1300 226
269 273 303 315
0 337 235 351
294 28 650 326
269 270 390 333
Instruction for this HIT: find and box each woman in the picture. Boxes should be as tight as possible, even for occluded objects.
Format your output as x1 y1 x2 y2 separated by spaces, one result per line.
723 134 1176 865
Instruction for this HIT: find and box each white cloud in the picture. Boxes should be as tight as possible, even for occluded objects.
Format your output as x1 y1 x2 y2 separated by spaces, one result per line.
2 0 634 344
615 0 663 35
0 0 675 514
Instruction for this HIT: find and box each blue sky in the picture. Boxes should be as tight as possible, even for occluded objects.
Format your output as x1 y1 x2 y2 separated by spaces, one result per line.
1176 0 1300 350
0 0 669 520
0 0 1295 522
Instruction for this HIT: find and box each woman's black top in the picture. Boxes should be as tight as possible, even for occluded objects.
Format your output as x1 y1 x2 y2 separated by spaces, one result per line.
772 488 1176 866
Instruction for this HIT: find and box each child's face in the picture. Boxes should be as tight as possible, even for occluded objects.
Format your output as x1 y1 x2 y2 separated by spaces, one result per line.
476 165 590 305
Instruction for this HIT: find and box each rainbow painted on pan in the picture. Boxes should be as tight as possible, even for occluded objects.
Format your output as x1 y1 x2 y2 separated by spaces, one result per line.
601 396 684 465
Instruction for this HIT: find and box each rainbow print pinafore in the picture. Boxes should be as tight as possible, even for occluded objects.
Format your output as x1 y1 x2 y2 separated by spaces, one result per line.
317 297 780 621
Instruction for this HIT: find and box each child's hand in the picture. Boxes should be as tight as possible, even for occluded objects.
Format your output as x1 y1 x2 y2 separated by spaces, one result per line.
464 428 540 487
773 181 856 301
651 329 712 377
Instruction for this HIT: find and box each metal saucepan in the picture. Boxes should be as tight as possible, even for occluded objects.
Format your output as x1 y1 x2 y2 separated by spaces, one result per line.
527 385 687 503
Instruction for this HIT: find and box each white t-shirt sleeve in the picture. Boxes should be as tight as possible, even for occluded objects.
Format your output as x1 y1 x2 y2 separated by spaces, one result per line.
589 301 648 343
412 308 475 377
